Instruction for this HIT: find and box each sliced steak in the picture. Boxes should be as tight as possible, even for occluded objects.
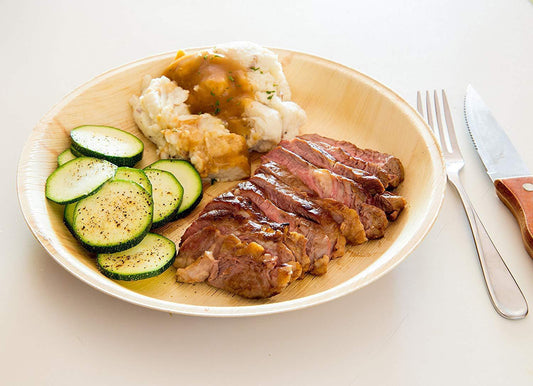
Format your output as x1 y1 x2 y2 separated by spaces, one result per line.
204 191 286 231
358 204 389 239
318 198 367 245
236 181 331 275
181 209 302 280
175 226 223 268
176 233 293 298
311 167 404 224
202 191 308 274
262 147 389 238
262 147 363 206
175 134 407 299
257 161 367 244
262 147 404 224
280 138 385 194
250 172 346 259
300 133 404 188
182 192 284 242
370 192 407 221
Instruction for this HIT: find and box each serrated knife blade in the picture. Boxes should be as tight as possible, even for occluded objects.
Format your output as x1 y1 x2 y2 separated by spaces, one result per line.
465 85 530 181
465 85 533 258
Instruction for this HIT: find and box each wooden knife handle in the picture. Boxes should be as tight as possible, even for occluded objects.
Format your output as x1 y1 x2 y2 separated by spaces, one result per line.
495 176 533 258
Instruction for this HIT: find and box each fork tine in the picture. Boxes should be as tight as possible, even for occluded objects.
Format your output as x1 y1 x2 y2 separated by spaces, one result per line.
433 90 448 152
416 91 424 116
442 90 459 152
425 91 434 130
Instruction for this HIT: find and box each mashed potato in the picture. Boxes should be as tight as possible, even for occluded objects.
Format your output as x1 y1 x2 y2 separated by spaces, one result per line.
130 41 306 181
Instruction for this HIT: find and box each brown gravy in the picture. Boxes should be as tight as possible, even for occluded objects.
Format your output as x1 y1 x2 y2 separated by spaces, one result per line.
164 50 254 137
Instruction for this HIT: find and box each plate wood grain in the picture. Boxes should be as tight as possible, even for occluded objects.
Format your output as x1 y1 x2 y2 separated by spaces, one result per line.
17 49 446 317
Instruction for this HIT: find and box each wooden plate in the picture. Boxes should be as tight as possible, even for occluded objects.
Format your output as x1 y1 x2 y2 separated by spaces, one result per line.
17 49 445 317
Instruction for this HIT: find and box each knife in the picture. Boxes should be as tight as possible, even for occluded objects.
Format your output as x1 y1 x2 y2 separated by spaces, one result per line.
465 85 533 258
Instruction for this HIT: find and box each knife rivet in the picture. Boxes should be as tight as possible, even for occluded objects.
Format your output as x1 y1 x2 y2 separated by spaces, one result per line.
523 183 533 192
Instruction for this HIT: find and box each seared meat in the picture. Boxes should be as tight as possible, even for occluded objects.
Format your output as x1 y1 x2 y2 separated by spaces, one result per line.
236 181 331 274
250 172 346 257
262 147 367 207
177 234 294 298
300 133 404 188
262 146 405 227
181 209 302 280
370 192 407 221
175 134 406 298
182 192 283 241
204 190 309 273
256 161 367 244
280 138 385 194
176 226 224 268
262 147 390 238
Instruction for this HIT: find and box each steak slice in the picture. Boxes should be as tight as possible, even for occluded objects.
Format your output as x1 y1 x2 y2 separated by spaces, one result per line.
204 191 286 232
236 181 331 275
175 226 223 268
300 133 404 188
180 209 303 280
280 138 385 194
250 172 346 259
182 192 284 242
262 147 389 238
176 233 293 298
256 161 367 244
262 147 405 221
316 198 367 245
311 166 405 224
370 192 407 221
202 191 308 273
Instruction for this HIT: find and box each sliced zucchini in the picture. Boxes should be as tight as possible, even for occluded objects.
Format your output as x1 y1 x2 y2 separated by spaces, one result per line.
70 146 84 157
63 202 77 234
144 169 183 228
97 233 176 281
113 167 152 195
72 179 153 253
57 148 77 166
45 157 117 204
70 125 144 167
147 159 203 217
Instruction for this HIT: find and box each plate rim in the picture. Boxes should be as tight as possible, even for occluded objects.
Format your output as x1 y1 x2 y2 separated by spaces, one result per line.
17 47 446 317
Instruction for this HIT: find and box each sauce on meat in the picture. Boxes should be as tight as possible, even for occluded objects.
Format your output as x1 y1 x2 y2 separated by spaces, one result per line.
164 50 254 137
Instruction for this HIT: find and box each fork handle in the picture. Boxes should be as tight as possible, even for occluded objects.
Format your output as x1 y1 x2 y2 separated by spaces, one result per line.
447 173 528 319
495 176 533 258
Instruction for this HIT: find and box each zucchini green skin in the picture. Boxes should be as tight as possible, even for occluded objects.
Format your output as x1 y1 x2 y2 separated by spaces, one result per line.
70 146 84 157
113 167 152 195
144 169 183 229
63 203 77 235
146 159 203 218
97 233 176 281
57 148 77 166
71 180 153 254
70 125 144 167
45 157 117 205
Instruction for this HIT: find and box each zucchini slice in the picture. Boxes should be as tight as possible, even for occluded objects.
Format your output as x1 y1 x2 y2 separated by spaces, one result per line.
70 146 84 157
70 125 144 167
144 169 183 228
57 148 77 166
147 159 203 217
45 157 117 204
63 202 77 234
72 180 153 253
97 233 176 281
113 167 152 195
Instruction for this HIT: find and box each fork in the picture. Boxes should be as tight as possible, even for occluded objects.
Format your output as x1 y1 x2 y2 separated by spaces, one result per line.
417 90 527 319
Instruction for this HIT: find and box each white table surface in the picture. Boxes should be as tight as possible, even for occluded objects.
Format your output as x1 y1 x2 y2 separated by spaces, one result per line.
3 0 533 384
